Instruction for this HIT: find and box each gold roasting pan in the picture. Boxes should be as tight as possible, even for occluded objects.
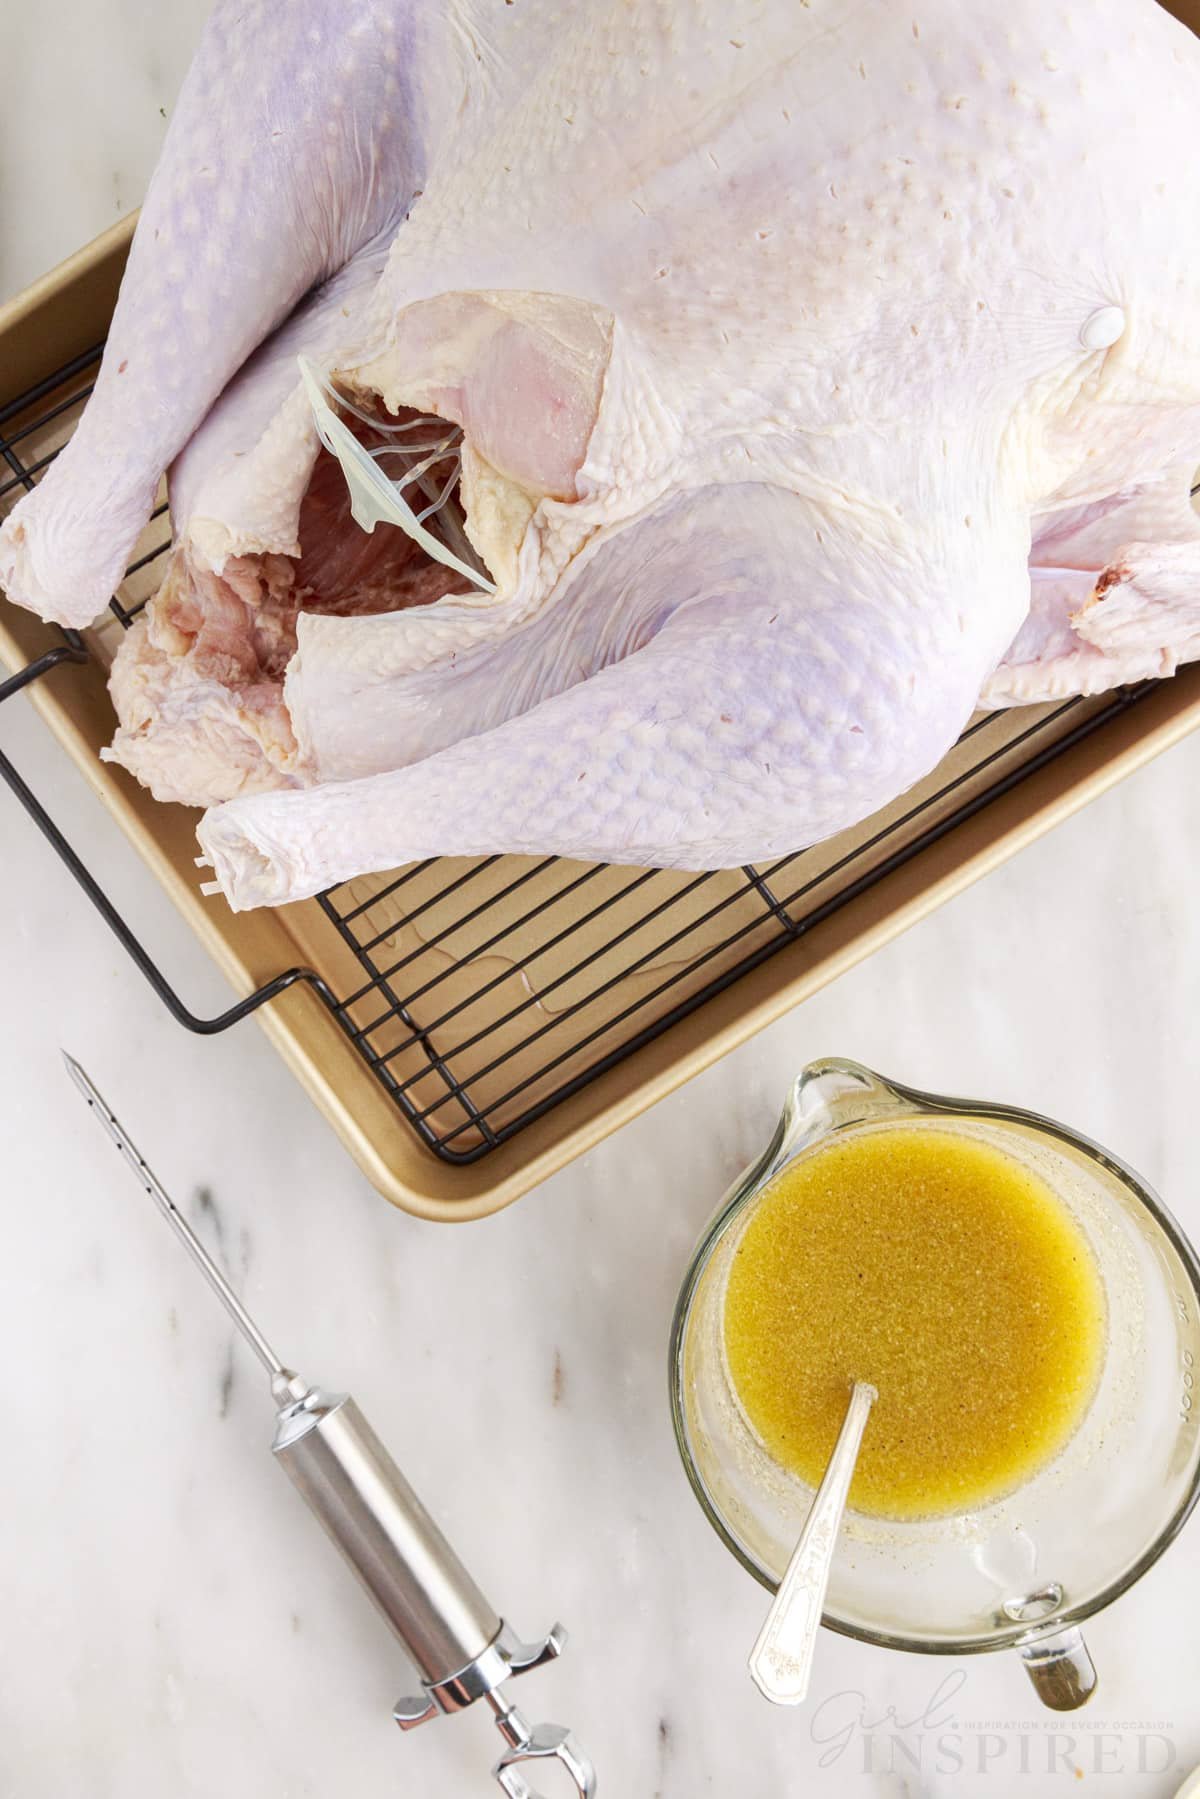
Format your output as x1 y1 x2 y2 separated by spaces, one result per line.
3 159 1198 1219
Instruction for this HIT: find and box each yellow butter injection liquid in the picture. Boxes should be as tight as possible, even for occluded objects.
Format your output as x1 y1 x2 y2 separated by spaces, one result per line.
723 1125 1106 1518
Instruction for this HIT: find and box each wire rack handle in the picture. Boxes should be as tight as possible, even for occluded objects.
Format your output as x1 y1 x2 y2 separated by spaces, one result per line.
0 645 339 1036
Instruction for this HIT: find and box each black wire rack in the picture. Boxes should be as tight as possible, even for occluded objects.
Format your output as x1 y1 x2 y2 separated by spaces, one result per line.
0 347 1156 1165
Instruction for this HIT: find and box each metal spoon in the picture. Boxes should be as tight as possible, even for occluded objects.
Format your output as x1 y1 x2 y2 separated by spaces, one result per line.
748 1379 877 1706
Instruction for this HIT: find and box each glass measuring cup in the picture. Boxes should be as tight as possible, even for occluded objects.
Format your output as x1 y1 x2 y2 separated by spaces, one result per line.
669 1058 1200 1709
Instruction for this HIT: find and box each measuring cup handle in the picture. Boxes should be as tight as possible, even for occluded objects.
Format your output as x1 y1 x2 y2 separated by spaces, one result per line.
1017 1624 1098 1711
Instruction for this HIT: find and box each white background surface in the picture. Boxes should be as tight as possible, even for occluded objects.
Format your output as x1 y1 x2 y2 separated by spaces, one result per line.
2 6 1199 1795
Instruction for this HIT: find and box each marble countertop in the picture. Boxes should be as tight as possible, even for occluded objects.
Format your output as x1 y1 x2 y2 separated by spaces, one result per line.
3 8 1200 1795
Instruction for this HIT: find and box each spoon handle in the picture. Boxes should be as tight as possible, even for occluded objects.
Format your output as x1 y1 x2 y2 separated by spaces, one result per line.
748 1380 876 1706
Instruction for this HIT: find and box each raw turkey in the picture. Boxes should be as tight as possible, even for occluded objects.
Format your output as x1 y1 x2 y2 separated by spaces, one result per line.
1 0 1198 909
